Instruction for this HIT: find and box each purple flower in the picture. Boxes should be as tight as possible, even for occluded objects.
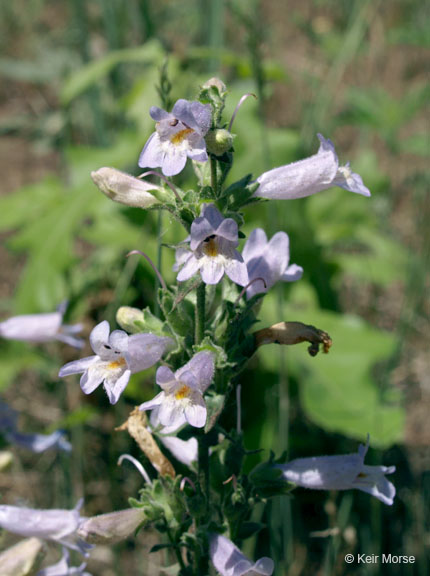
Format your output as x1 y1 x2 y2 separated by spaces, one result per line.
210 533 274 576
0 500 91 556
176 204 249 286
277 438 396 505
37 548 92 576
242 228 303 298
139 351 215 429
0 302 83 348
138 99 212 176
59 321 173 405
255 134 371 200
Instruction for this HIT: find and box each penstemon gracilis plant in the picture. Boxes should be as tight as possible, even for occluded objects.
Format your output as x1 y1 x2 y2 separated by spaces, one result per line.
0 78 395 576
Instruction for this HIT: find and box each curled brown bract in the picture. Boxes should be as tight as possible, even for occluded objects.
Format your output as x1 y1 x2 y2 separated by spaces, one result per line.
253 321 332 357
116 408 175 477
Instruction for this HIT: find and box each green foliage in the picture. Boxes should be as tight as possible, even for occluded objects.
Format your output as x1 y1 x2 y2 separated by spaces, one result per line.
259 284 404 448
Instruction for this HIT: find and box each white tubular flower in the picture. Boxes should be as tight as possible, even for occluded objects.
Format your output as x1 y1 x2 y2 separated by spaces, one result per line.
0 500 91 556
37 548 92 576
242 228 303 298
59 321 173 405
176 204 249 286
139 351 215 429
277 438 396 505
255 134 371 200
210 534 274 576
77 508 145 545
0 302 83 348
91 167 160 208
149 408 198 467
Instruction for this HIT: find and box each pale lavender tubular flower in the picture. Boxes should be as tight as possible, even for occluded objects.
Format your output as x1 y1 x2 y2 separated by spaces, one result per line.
255 134 371 200
37 548 92 576
176 204 249 286
277 438 396 505
138 99 212 176
139 351 215 429
0 500 91 556
149 408 198 467
59 321 173 405
210 533 274 576
0 302 83 348
242 228 303 298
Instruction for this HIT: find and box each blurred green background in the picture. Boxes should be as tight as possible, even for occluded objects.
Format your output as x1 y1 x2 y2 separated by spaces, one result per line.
0 0 428 574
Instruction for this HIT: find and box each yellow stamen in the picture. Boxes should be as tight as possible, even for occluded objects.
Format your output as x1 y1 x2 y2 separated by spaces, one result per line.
203 238 218 258
175 384 191 400
170 128 194 145
357 472 368 478
108 357 126 370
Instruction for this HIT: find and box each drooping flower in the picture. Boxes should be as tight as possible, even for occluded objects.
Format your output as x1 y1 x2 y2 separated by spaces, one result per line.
0 302 83 348
254 134 371 200
78 508 145 545
149 408 198 467
91 167 160 208
242 228 303 298
37 548 92 576
0 401 71 453
138 99 212 176
0 500 91 556
210 533 274 576
59 321 173 405
139 351 215 429
276 437 396 505
175 204 249 286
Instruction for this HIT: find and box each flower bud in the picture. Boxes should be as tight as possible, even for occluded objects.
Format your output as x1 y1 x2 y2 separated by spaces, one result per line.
115 306 145 334
205 129 234 156
202 77 227 96
0 450 13 471
78 508 146 545
0 537 45 576
91 167 160 208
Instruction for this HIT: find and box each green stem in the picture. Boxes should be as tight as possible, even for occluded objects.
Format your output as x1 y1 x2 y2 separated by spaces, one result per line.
155 210 163 317
195 283 206 345
166 524 186 571
195 432 210 575
210 155 218 198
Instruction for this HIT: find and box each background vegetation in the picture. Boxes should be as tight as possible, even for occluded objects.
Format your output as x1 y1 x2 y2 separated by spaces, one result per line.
0 0 428 574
